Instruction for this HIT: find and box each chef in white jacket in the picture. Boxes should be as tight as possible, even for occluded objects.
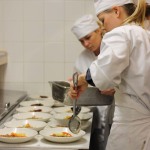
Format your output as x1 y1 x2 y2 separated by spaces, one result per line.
71 14 115 150
68 0 150 150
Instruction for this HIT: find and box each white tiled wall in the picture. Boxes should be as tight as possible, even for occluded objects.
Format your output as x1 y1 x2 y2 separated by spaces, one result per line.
0 0 95 95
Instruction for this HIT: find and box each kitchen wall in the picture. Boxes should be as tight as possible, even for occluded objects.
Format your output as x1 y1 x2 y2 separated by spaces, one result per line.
0 0 95 96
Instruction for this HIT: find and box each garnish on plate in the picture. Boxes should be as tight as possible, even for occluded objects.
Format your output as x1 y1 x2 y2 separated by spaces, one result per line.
51 132 72 137
64 116 72 120
31 103 43 106
30 109 42 112
22 123 32 128
40 95 48 98
0 132 26 137
66 109 72 113
27 115 41 119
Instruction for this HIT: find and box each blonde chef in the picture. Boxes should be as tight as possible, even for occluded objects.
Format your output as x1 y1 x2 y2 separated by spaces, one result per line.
71 14 115 150
68 0 150 150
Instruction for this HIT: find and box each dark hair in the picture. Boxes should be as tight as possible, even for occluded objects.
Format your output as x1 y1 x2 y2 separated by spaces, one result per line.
146 5 150 17
122 3 136 16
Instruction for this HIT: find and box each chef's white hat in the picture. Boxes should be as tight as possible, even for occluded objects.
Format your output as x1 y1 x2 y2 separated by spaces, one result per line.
94 0 134 15
146 0 150 5
132 0 138 4
133 0 150 5
71 14 99 40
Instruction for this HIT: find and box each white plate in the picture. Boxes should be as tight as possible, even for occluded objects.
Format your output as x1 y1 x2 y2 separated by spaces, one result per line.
53 106 90 113
28 96 64 107
4 120 47 131
13 112 51 122
20 100 54 107
40 127 85 143
16 106 52 113
53 101 64 107
52 112 92 126
47 119 91 131
0 128 37 143
78 112 93 120
53 112 92 121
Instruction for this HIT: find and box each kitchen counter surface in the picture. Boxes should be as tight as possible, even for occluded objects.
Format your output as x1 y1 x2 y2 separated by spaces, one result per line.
0 91 92 150
0 127 91 150
0 117 92 150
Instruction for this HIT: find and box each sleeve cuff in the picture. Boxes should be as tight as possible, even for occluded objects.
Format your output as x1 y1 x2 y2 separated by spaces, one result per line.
85 68 95 86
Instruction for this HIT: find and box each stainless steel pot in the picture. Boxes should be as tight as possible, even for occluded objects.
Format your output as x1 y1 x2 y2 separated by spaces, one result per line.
49 81 113 106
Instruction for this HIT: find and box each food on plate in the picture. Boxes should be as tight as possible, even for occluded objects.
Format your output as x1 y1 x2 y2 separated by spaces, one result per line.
0 132 26 137
51 132 72 137
66 109 72 113
27 115 41 119
30 109 42 112
31 103 43 106
19 123 32 128
40 95 48 98
64 116 72 120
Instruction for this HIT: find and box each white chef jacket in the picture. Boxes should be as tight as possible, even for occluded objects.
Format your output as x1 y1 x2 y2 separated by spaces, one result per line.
74 49 97 74
145 20 150 31
90 24 150 150
74 49 113 150
74 49 109 128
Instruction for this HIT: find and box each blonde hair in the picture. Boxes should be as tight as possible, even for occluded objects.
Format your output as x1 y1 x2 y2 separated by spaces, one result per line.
123 0 146 27
96 20 106 37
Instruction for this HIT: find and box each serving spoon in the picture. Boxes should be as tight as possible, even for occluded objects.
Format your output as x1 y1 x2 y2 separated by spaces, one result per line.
68 72 81 134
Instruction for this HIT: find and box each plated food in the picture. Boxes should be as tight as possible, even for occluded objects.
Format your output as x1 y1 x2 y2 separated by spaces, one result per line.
28 95 64 107
52 112 92 126
47 119 91 131
16 106 52 113
13 112 51 122
4 120 47 131
53 106 90 113
20 99 54 107
39 127 85 143
0 128 37 143
53 112 92 121
51 132 72 137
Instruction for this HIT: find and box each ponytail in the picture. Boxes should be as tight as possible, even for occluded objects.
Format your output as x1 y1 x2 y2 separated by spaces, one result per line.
123 0 146 27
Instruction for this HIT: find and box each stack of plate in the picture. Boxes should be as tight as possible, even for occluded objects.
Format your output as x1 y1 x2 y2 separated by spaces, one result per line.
49 106 92 130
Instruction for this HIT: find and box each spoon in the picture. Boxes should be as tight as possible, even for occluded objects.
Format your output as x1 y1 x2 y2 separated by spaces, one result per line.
68 72 81 134
71 106 81 116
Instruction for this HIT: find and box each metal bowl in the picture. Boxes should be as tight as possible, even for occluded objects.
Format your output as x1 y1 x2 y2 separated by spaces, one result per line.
49 81 113 106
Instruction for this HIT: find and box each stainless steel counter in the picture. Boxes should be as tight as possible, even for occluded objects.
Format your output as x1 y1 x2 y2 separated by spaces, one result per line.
0 122 91 150
0 90 27 123
0 112 92 150
0 91 91 150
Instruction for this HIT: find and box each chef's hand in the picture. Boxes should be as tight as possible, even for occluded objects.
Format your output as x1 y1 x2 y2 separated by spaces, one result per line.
68 73 88 99
101 88 115 96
